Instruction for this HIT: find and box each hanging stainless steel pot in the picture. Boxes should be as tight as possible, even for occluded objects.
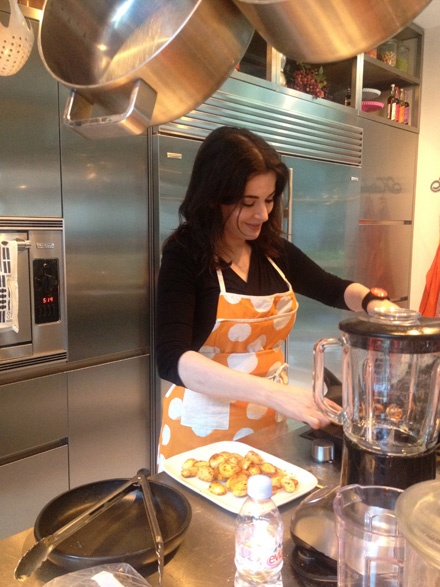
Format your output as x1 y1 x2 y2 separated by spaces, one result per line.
233 0 432 63
38 0 254 139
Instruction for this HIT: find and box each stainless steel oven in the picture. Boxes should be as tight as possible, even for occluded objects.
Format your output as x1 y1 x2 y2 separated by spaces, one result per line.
0 217 67 371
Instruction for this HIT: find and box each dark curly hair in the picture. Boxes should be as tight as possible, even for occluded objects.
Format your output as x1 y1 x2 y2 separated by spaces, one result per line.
167 126 289 272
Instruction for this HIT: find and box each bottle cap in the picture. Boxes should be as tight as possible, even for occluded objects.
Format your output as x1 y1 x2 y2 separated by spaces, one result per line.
247 474 272 500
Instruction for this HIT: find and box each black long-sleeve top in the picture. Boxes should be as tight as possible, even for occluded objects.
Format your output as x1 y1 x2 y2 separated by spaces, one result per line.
155 236 353 386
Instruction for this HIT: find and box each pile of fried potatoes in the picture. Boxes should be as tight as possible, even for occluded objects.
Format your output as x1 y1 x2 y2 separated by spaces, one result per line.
180 449 299 497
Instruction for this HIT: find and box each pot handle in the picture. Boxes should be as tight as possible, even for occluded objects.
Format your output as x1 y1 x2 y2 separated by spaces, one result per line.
313 337 344 425
63 79 157 139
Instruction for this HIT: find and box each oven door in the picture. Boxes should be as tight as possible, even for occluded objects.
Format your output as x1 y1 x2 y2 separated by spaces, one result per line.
0 231 32 359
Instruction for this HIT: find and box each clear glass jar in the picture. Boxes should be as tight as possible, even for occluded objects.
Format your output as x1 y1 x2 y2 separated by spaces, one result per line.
378 38 397 67
397 44 410 73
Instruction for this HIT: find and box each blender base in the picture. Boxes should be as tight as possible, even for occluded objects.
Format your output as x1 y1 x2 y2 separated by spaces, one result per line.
290 545 337 586
341 435 437 489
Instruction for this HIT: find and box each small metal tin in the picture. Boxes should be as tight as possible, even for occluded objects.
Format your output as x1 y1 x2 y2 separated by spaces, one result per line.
311 439 335 462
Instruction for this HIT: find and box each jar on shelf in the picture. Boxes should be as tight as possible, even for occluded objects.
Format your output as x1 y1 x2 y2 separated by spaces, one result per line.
396 43 410 73
378 38 397 67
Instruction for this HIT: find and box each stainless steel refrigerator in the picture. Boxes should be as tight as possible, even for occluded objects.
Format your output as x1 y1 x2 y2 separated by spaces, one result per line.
358 118 417 306
282 156 361 387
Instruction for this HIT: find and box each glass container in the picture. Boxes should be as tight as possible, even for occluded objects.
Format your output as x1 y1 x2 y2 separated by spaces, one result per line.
378 38 398 67
396 44 410 73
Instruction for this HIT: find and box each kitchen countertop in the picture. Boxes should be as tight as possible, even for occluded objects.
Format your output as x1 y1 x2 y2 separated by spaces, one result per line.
0 421 342 587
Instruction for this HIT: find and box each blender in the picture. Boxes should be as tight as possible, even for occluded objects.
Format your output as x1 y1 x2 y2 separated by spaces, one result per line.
289 308 440 585
313 307 440 488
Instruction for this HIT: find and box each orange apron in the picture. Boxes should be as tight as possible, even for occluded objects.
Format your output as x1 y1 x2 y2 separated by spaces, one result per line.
157 258 298 469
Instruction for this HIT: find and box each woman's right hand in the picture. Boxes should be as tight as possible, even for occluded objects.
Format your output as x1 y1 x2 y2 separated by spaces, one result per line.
271 382 338 429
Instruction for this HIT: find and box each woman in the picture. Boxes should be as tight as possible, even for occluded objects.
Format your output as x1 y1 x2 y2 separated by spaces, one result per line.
155 126 394 467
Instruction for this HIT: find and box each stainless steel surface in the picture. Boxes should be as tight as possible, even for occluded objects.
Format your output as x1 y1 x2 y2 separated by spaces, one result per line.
0 374 68 463
67 357 151 488
0 7 61 218
0 421 341 587
233 0 431 63
38 0 254 137
60 84 151 363
160 73 363 166
0 374 68 540
15 476 138 581
0 446 69 541
283 155 361 388
358 118 417 302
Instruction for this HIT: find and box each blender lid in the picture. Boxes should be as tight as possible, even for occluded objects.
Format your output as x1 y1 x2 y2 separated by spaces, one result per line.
339 308 440 346
396 480 440 570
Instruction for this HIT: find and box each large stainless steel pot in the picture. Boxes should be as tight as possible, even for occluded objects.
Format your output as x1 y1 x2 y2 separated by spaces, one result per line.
233 0 432 63
38 0 254 139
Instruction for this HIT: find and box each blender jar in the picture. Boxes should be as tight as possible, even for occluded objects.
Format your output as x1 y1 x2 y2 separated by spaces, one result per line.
313 309 440 457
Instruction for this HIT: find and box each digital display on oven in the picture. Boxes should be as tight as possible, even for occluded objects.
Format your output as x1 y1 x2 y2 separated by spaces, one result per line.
33 259 60 324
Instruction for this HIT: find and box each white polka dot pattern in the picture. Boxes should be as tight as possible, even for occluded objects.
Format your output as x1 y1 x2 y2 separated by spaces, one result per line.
158 258 299 462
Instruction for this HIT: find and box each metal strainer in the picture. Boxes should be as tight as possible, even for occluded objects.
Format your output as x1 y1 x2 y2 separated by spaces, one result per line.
0 0 34 76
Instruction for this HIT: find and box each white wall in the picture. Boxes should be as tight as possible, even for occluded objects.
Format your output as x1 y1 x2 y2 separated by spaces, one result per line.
410 25 440 309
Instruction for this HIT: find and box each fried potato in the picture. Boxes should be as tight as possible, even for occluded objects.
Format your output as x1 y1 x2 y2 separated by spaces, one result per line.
280 476 299 493
218 461 241 480
271 474 283 491
182 458 198 470
227 472 249 497
209 481 227 496
247 464 261 476
260 462 277 477
181 466 197 478
245 450 264 464
209 453 227 468
180 449 299 498
196 465 215 482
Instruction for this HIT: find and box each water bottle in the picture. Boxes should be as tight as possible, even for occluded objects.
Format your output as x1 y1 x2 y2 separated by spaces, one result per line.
234 474 284 586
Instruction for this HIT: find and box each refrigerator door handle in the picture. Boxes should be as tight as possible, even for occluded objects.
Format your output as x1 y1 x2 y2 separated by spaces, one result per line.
283 167 294 370
284 167 293 240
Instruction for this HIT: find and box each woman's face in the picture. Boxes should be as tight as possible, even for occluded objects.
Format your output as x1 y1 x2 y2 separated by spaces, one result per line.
221 171 276 245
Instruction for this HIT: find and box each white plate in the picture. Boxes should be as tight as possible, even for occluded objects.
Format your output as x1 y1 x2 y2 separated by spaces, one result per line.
163 441 318 513
362 88 381 100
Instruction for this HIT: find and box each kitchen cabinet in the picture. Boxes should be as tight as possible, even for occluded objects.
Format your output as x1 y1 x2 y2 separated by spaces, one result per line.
0 374 69 539
67 356 151 488
323 24 424 129
240 25 424 130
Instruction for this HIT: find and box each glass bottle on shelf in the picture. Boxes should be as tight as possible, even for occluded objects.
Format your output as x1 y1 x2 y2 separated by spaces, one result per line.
394 86 400 122
398 88 405 123
386 84 397 120
404 91 410 125
344 87 351 107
